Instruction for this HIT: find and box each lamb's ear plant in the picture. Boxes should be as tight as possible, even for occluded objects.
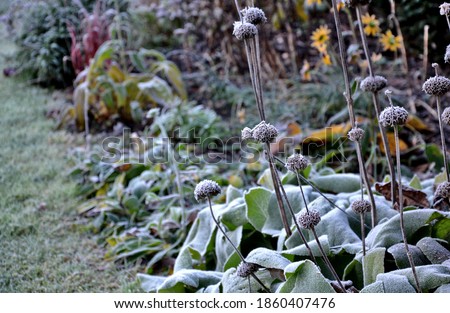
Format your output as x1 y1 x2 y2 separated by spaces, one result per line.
345 0 398 210
330 0 377 228
380 90 422 293
194 179 271 293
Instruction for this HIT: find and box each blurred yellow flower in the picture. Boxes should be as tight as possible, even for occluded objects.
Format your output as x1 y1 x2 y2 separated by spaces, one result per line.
361 13 380 37
322 53 332 66
311 25 331 50
379 30 401 52
307 0 322 5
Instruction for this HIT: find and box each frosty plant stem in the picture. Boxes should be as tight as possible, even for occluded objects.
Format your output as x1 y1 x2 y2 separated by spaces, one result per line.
331 0 377 227
234 4 292 237
354 3 397 209
270 153 316 262
423 63 450 181
194 180 270 292
381 91 422 293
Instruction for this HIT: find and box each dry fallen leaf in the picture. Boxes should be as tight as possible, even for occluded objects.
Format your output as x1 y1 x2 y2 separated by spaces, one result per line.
378 132 408 156
375 182 430 208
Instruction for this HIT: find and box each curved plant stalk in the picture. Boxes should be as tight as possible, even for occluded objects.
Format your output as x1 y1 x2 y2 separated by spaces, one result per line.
233 1 291 237
330 0 377 227
309 228 347 293
267 152 316 262
355 4 397 210
207 198 271 293
432 64 450 182
393 127 422 293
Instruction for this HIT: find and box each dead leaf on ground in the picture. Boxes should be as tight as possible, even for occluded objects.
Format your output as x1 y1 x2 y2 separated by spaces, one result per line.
375 182 430 208
432 195 450 212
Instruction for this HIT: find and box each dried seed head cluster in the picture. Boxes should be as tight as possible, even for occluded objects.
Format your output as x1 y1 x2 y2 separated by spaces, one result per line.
242 7 267 26
285 154 310 173
236 262 260 278
233 21 258 41
379 106 409 127
436 181 450 199
347 127 365 142
442 107 450 125
194 180 221 201
343 0 372 8
440 3 450 16
242 121 278 143
422 76 450 96
351 199 372 214
445 45 450 63
360 75 388 93
297 210 321 229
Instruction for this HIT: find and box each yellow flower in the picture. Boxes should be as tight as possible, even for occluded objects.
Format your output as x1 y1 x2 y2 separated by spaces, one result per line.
379 30 401 52
361 13 380 37
321 53 332 66
307 0 323 5
311 25 331 51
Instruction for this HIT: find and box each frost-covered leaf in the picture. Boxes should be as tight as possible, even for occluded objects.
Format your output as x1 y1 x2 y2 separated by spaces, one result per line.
362 247 385 286
226 185 243 203
138 274 166 292
215 226 242 271
174 207 216 271
366 209 444 249
277 260 335 293
362 264 450 293
221 268 274 293
310 174 361 194
314 209 362 254
245 186 312 236
245 248 291 270
387 243 430 268
284 234 330 257
218 198 247 231
156 270 223 292
416 237 450 264
435 284 450 293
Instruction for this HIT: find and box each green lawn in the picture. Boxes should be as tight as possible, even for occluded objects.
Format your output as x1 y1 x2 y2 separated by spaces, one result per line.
0 26 139 292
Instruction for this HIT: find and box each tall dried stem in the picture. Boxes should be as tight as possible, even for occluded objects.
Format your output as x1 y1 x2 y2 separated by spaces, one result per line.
331 0 377 227
355 4 397 209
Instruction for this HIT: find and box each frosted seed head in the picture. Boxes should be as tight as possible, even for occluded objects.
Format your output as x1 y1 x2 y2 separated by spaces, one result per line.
445 45 450 63
241 127 253 140
252 121 278 143
379 106 409 127
442 107 450 125
233 21 258 40
236 262 260 278
297 210 321 229
436 182 450 199
440 3 450 16
194 179 221 201
360 75 388 93
351 199 372 214
423 76 450 96
285 154 310 172
343 0 372 8
242 7 267 26
347 127 365 142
